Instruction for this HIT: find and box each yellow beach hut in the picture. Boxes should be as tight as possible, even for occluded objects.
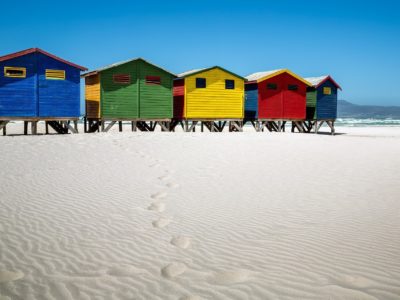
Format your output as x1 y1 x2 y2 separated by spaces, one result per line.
173 66 245 132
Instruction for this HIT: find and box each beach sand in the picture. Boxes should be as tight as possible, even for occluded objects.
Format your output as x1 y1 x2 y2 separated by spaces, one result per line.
1 125 400 299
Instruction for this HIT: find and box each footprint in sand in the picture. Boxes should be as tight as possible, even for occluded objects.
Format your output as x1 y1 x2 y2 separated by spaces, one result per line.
158 175 171 181
330 274 377 289
161 262 187 279
148 202 166 213
0 270 24 283
151 191 168 199
152 218 171 228
170 236 191 249
166 182 180 188
209 270 251 285
180 296 205 300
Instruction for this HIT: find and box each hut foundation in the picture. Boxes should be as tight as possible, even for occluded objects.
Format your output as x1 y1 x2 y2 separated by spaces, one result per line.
98 119 171 133
0 118 79 135
299 120 335 135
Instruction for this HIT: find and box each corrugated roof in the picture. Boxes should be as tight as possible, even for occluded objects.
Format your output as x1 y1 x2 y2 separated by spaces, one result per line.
245 69 312 86
82 57 176 77
304 75 342 90
0 48 87 71
245 69 284 82
176 66 246 80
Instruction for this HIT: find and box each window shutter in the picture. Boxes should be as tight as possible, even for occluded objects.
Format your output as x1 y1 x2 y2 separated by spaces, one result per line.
225 79 235 89
113 74 131 84
146 76 161 85
196 78 206 88
46 69 65 80
323 87 332 95
4 67 26 78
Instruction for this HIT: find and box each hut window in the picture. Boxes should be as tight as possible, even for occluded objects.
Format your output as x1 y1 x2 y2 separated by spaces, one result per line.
146 76 161 85
323 87 332 95
196 78 206 88
46 69 65 80
288 85 298 91
225 79 235 89
4 67 26 78
113 74 131 84
267 83 277 90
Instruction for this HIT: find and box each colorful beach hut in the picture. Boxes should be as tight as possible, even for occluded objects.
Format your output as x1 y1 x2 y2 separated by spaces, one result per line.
0 48 87 134
173 66 245 132
244 69 311 132
83 58 176 132
302 75 342 134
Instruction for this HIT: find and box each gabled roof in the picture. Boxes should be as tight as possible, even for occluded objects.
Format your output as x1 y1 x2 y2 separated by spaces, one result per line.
245 69 312 86
82 57 176 77
177 66 246 80
304 75 342 90
0 48 87 71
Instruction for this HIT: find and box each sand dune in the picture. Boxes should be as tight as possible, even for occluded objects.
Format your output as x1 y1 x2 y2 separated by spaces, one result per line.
1 125 400 299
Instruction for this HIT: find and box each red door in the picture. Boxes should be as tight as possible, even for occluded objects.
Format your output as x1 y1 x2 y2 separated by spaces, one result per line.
282 73 306 120
258 76 283 119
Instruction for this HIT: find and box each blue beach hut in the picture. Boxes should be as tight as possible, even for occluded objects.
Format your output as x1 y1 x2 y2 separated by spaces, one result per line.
303 75 342 134
0 48 87 134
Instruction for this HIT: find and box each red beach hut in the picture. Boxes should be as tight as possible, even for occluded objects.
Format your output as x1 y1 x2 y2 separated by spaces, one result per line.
245 69 312 121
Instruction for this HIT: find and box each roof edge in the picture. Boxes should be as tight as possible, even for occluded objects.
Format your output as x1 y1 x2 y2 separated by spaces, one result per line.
255 69 312 86
0 48 87 71
316 75 342 90
82 57 177 77
177 66 246 81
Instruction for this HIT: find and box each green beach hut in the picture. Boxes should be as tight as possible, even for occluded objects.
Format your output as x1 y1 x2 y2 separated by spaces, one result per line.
83 58 176 132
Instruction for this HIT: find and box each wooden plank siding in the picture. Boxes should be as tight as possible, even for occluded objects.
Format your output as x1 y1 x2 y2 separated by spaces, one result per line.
138 60 173 119
101 61 139 119
85 74 101 118
173 79 185 119
0 49 85 119
86 59 175 120
316 80 338 119
37 53 81 118
306 88 317 120
0 53 37 117
257 72 307 120
184 68 244 119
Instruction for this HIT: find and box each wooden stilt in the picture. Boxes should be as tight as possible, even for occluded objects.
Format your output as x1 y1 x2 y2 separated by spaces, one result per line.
74 120 78 133
24 121 28 135
103 121 116 132
118 121 123 132
31 121 37 135
101 120 105 132
45 121 49 134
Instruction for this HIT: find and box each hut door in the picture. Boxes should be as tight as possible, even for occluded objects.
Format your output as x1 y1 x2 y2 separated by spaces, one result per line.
263 80 283 119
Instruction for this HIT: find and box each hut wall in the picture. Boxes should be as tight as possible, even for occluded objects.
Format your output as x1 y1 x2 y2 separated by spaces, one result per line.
0 53 37 117
244 83 258 119
85 74 101 119
306 87 317 120
316 80 338 119
138 60 173 119
101 61 139 119
185 68 244 119
173 79 185 119
258 73 306 120
37 53 80 118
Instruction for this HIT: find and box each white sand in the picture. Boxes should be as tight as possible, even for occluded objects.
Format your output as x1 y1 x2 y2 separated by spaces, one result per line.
1 125 400 299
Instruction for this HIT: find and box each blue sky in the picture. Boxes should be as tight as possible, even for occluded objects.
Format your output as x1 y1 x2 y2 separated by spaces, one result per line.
1 0 399 106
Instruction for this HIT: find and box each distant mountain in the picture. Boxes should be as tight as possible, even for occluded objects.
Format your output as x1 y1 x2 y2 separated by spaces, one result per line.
338 100 400 118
